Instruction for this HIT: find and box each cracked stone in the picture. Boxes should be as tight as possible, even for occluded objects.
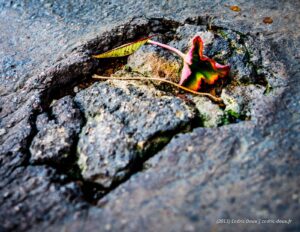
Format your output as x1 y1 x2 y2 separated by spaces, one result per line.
0 165 86 232
30 96 83 165
1 1 300 231
74 80 195 188
126 26 274 127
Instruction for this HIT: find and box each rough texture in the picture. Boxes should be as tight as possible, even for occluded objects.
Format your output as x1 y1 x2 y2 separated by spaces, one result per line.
76 120 300 232
127 25 279 127
0 0 300 232
75 81 195 188
127 44 182 82
30 96 83 165
0 165 87 232
192 96 224 127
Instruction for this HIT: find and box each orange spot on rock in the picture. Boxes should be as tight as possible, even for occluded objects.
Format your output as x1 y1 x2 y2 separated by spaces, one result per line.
263 17 273 24
230 5 241 12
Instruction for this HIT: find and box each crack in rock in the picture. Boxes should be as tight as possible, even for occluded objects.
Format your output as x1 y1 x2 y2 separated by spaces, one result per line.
0 165 88 232
18 17 281 202
0 13 290 231
126 23 282 127
30 96 83 166
74 80 196 188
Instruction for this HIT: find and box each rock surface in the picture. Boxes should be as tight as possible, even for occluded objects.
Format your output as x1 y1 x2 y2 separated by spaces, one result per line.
0 0 300 232
30 96 83 165
75 81 195 188
0 165 87 232
66 122 300 232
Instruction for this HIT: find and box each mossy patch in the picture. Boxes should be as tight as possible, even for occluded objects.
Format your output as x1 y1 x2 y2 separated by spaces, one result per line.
219 109 248 125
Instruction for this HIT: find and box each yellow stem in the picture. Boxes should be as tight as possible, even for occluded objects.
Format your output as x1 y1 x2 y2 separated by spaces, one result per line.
92 74 224 104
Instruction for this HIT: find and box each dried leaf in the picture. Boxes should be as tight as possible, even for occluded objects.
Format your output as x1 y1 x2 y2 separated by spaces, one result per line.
93 34 230 95
92 37 151 58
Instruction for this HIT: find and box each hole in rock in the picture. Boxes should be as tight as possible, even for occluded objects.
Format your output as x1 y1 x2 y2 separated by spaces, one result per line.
31 17 276 205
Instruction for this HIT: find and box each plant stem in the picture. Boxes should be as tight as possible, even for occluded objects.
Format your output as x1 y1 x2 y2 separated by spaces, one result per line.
147 40 186 59
92 75 223 104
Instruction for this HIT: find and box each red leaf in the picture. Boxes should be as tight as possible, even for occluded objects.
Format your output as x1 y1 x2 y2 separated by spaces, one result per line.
179 36 230 91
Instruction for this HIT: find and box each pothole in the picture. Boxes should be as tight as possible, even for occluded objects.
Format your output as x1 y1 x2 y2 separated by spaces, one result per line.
115 24 273 127
28 16 278 205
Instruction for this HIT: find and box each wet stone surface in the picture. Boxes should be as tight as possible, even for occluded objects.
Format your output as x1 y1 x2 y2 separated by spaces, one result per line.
1 1 300 232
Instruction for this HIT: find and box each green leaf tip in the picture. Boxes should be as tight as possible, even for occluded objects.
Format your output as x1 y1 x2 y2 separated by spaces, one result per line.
92 37 152 59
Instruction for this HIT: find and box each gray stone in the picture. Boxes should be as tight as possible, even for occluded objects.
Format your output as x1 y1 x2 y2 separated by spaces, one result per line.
169 25 213 53
79 119 300 232
30 96 83 165
0 165 86 232
127 44 182 83
192 96 224 127
0 0 300 231
75 81 195 188
126 25 276 127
